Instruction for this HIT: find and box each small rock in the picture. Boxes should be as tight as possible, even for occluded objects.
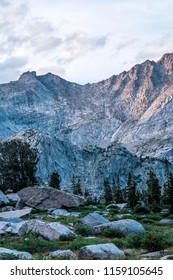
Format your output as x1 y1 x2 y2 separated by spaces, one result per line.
77 243 125 260
141 251 161 258
79 212 109 227
48 250 77 260
0 247 33 260
159 219 172 225
160 255 173 260
6 193 20 202
52 209 70 217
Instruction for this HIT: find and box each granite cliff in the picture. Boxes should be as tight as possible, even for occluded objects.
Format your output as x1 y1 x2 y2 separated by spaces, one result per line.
0 53 173 193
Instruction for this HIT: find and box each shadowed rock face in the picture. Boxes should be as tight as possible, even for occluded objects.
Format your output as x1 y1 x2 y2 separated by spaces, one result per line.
17 187 85 210
0 54 173 192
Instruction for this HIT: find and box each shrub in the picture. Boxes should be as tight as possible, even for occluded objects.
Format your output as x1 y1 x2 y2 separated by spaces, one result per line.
128 231 167 251
4 234 59 254
102 227 124 238
68 237 106 251
74 223 93 236
144 231 166 251
134 205 150 214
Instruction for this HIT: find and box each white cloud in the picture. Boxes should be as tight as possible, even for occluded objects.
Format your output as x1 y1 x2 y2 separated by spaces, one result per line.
0 0 173 84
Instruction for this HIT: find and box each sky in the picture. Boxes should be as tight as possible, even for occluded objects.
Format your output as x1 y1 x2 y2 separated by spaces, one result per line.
0 0 173 84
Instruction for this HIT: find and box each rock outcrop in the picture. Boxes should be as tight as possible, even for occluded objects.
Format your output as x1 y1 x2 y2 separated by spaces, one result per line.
17 186 85 209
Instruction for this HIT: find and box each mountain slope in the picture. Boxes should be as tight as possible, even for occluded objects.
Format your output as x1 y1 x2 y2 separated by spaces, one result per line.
0 53 173 190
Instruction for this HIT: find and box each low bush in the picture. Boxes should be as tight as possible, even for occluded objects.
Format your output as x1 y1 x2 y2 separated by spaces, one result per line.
2 234 59 254
101 227 124 238
74 223 93 237
67 237 107 251
134 205 150 214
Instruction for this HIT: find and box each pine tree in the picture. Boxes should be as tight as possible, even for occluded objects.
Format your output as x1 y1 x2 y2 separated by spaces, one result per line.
112 177 123 203
0 140 38 192
104 179 113 205
49 172 61 189
72 176 83 196
147 171 161 212
166 173 173 213
127 172 138 209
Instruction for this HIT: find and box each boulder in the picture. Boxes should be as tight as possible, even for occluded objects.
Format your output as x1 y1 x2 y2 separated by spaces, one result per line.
0 218 23 223
159 219 172 225
0 221 28 235
18 186 85 210
6 193 20 202
0 247 33 260
79 213 109 227
160 255 173 260
52 209 70 217
25 220 76 241
0 208 32 219
93 219 145 236
0 191 9 206
77 243 125 260
47 250 77 260
141 251 161 258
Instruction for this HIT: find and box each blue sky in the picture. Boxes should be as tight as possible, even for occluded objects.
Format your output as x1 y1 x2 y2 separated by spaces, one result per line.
0 0 173 84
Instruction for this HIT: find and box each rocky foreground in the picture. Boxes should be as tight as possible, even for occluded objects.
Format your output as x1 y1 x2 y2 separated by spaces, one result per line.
0 188 173 260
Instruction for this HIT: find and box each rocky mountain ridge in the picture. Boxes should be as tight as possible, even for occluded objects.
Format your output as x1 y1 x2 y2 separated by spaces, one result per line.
0 53 173 192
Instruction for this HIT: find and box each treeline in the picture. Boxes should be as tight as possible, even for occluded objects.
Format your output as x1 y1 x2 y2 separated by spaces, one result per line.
0 140 173 213
104 171 173 213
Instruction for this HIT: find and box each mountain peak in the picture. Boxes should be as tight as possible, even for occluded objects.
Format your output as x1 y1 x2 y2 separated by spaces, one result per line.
18 71 37 82
159 52 173 64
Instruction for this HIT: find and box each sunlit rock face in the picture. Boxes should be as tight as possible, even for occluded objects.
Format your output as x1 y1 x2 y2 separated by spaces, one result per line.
0 53 173 192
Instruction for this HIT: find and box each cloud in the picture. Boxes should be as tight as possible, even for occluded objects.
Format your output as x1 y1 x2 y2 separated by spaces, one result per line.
0 0 10 7
58 32 108 64
27 20 62 53
0 56 28 83
0 56 28 71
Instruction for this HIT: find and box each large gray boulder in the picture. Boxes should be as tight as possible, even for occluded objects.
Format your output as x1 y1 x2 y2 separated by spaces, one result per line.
47 250 77 260
17 186 85 210
79 212 109 227
94 219 145 236
0 247 33 260
0 191 9 206
0 208 32 219
25 220 76 241
77 243 125 260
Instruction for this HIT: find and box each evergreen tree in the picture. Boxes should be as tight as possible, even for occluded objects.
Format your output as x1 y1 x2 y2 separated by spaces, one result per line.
0 140 38 192
72 176 83 196
104 179 113 205
165 173 173 213
127 172 138 209
147 171 161 212
49 172 61 189
112 177 123 203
